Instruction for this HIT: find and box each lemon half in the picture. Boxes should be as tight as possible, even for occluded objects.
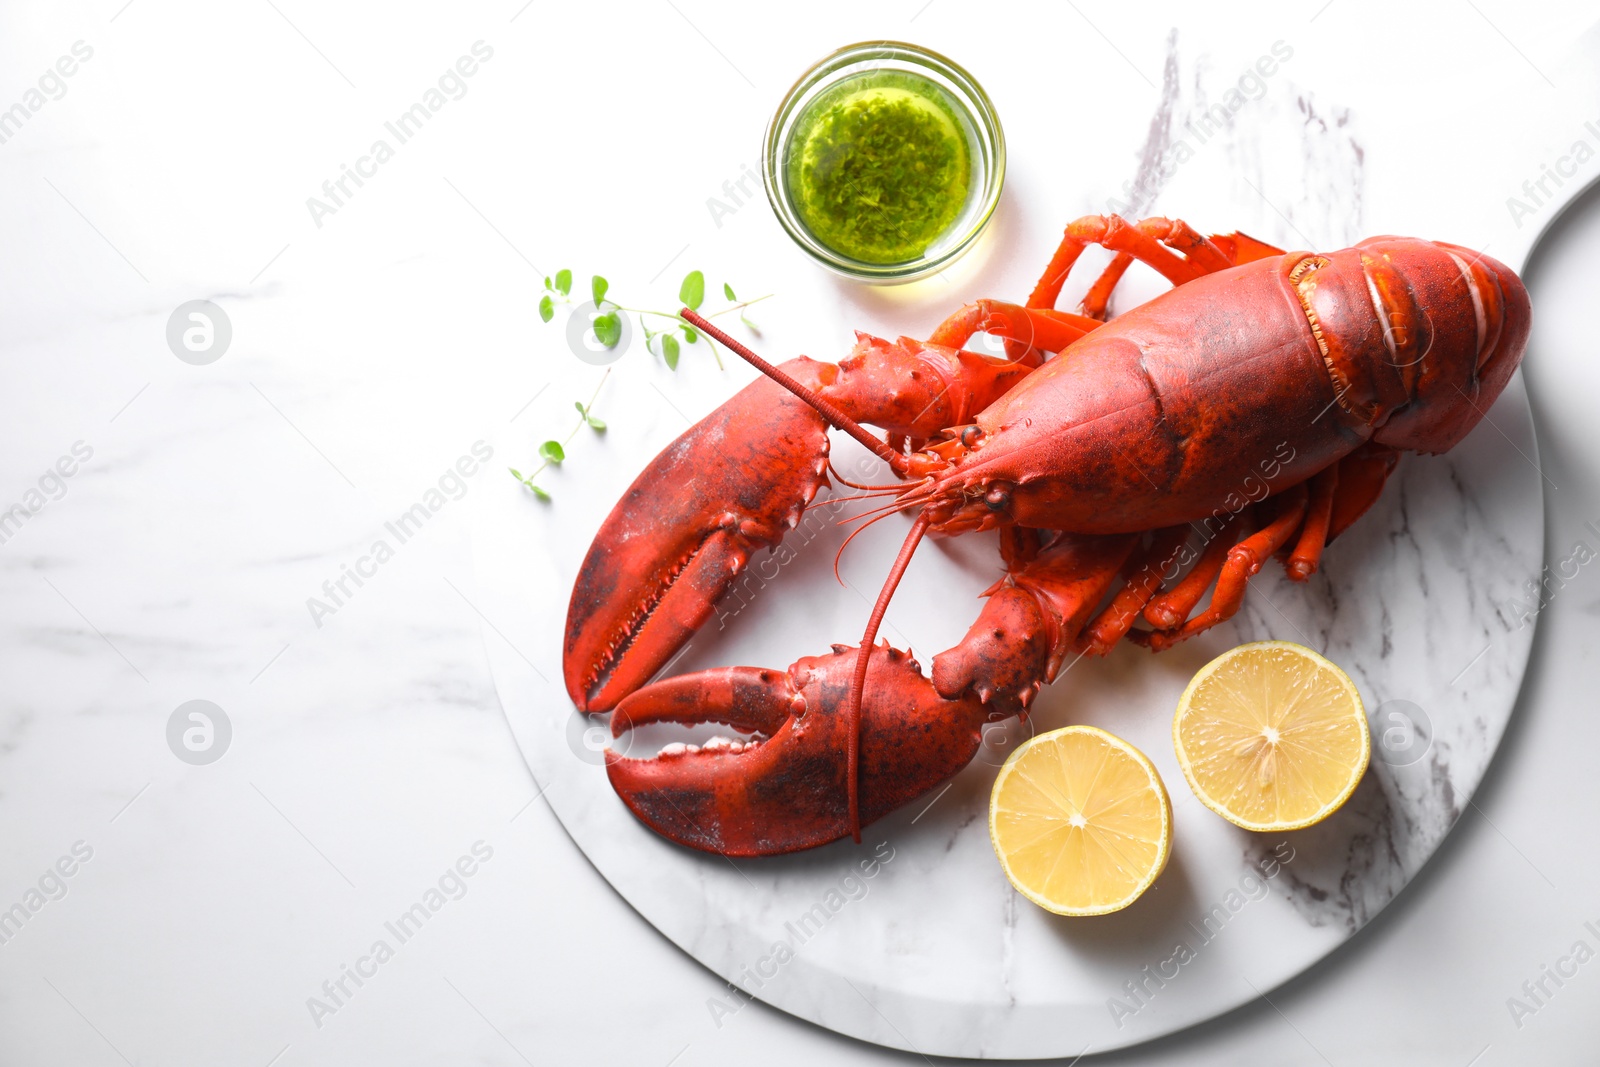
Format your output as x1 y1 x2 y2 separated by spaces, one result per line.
989 725 1172 916
1173 641 1370 832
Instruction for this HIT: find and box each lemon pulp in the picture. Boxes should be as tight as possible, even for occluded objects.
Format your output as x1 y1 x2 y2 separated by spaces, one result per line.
989 725 1171 916
1173 640 1370 832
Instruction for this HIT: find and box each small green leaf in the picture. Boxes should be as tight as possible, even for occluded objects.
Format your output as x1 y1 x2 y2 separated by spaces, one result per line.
585 413 607 431
539 440 566 463
555 269 572 296
591 275 609 307
508 467 524 481
681 323 698 344
592 312 621 347
661 333 680 370
741 311 760 334
680 270 705 310
538 294 554 323
543 275 552 290
723 281 736 301
574 401 587 416
530 484 551 501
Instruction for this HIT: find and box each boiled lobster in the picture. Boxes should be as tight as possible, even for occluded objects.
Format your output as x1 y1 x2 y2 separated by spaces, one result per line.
562 214 1530 857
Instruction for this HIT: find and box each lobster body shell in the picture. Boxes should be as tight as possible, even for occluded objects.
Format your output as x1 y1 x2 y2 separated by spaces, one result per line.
939 239 1529 535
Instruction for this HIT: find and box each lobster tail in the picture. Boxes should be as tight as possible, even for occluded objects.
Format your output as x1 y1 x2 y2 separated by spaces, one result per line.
1357 239 1531 454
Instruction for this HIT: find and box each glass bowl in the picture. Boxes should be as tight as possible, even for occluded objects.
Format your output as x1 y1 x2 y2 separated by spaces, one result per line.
762 40 1006 284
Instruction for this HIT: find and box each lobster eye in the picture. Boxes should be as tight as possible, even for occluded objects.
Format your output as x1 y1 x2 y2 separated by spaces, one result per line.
960 425 983 449
984 485 1011 511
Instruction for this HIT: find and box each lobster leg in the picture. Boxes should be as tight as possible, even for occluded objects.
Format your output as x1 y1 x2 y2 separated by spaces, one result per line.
1328 442 1401 541
1078 253 1134 319
1286 464 1340 581
1135 217 1236 273
1140 485 1310 651
1210 231 1287 264
951 215 1246 363
1143 513 1246 630
1030 215 1208 310
1076 525 1191 654
1028 214 1255 311
1054 217 1286 320
931 216 1273 377
927 299 1102 363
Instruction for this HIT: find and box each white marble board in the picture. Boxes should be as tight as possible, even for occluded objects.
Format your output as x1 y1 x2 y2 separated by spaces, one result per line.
466 25 1590 1060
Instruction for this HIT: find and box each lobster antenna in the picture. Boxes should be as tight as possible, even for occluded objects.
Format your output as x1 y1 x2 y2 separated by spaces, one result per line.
825 459 905 492
842 511 931 842
679 309 909 474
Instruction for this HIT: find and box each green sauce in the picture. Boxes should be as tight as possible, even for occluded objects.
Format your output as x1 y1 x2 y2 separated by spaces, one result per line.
788 70 972 265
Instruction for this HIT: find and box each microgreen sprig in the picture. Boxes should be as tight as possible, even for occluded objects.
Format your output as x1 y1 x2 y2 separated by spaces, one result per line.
539 269 770 371
510 369 610 501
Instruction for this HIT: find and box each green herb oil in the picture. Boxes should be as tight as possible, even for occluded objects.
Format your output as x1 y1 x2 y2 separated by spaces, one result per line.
788 71 972 265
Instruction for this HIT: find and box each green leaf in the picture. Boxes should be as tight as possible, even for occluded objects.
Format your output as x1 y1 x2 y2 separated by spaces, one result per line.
661 333 680 370
592 312 621 347
574 401 587 416
543 275 552 290
508 467 523 481
585 413 607 431
680 270 705 310
555 269 572 296
741 310 760 334
723 281 736 301
538 294 554 323
530 484 551 501
681 323 698 344
539 440 566 463
591 275 609 307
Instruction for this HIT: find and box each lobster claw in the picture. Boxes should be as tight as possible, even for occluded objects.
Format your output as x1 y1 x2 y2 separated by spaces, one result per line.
606 644 990 856
564 362 832 712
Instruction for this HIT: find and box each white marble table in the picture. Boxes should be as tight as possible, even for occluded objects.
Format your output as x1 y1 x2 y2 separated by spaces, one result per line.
3 2 1600 1064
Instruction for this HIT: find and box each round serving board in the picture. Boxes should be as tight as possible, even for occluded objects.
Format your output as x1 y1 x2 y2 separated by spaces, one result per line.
466 24 1593 1057
473 376 1539 1058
